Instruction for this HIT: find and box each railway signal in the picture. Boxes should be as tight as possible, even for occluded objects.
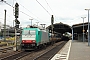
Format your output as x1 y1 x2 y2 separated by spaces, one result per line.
14 3 20 29
14 3 20 51
51 15 54 32
15 19 20 28
15 3 19 18
51 15 54 45
1 0 5 1
15 19 20 24
51 15 54 25
1 0 3 1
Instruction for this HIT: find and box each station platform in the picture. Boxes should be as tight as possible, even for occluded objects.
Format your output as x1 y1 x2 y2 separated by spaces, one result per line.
51 40 90 60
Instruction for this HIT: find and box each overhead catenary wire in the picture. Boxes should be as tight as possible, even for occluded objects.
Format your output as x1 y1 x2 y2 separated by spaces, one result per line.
1 1 33 19
45 0 54 15
11 0 52 23
1 0 40 22
19 3 40 19
1 0 52 26
20 11 50 24
36 0 51 16
0 1 14 8
17 2 44 22
44 0 57 22
20 11 38 21
20 11 33 19
17 0 56 24
14 0 46 23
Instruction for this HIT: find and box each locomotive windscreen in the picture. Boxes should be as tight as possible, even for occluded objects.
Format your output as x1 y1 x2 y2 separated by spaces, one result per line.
22 30 36 40
23 30 36 35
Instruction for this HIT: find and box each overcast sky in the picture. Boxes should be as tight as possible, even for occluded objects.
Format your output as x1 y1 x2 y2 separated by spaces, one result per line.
0 0 90 27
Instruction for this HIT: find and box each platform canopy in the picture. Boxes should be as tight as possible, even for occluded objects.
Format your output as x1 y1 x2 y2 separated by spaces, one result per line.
72 22 89 34
47 22 72 34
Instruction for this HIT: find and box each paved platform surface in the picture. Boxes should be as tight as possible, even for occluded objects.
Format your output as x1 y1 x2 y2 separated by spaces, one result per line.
51 40 71 60
69 41 90 60
51 40 90 60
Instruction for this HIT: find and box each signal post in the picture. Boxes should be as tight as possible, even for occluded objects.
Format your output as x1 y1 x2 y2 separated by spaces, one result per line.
13 3 20 51
51 15 54 45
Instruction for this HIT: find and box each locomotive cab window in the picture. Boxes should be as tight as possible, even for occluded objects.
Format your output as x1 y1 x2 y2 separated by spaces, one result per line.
23 30 36 35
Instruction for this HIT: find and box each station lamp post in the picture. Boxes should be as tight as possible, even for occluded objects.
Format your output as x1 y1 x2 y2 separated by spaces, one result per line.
81 17 86 42
71 26 73 42
4 10 6 41
85 9 90 46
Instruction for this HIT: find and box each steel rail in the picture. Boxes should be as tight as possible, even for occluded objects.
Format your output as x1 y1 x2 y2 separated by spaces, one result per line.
33 41 67 60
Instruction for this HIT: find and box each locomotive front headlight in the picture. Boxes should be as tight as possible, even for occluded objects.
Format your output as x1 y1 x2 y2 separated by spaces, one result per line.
32 40 36 43
22 40 25 43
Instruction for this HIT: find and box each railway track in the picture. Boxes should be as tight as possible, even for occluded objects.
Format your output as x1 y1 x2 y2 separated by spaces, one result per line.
0 51 33 60
0 41 67 60
0 46 13 53
33 41 67 60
